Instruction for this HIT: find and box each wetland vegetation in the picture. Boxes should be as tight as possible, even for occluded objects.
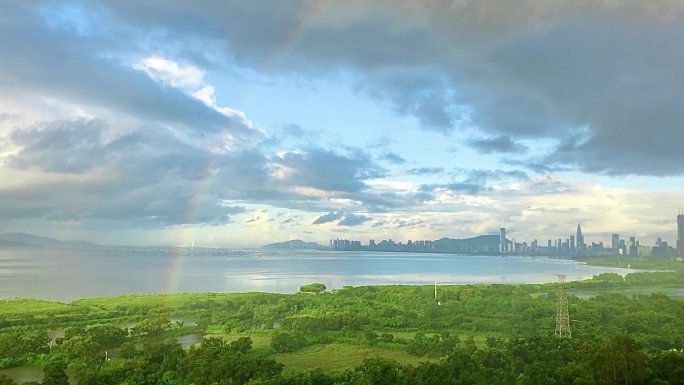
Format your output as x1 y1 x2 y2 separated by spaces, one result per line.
0 258 682 385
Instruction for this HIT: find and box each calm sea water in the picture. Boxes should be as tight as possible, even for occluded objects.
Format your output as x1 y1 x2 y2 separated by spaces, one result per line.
0 247 635 301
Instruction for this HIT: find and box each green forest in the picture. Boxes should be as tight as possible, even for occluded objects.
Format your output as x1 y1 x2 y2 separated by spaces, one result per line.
0 258 682 385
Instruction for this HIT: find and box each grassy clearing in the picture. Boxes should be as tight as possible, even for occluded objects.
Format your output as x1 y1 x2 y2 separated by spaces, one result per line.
583 257 684 272
569 285 684 298
0 298 79 318
272 343 435 373
205 331 273 351
71 292 276 309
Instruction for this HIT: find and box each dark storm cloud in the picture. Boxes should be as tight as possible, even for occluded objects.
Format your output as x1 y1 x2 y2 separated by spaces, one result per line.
467 136 528 154
91 0 684 175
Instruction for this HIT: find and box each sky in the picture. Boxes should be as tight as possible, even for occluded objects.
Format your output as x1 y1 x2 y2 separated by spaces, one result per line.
1 0 684 248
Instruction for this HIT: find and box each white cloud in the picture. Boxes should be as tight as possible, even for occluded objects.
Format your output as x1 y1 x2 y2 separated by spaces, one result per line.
134 55 204 88
134 55 254 129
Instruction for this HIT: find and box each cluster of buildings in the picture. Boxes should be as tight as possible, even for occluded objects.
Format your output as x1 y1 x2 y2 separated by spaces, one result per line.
500 214 684 258
329 214 684 259
330 238 435 252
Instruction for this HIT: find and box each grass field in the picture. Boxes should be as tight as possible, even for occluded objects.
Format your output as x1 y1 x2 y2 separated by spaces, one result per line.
205 331 273 350
0 298 82 318
583 257 684 272
71 292 288 309
272 343 435 373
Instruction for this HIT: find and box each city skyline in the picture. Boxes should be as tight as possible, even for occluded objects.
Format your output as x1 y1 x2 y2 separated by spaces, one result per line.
2 2 684 247
327 214 684 258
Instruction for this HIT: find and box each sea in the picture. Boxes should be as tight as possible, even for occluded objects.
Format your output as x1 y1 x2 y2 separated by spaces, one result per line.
0 246 636 301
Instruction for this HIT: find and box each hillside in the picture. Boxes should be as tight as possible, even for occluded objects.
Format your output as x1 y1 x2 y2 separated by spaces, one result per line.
260 239 328 250
0 233 97 248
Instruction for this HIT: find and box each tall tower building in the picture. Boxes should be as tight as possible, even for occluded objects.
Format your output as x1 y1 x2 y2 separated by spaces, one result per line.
500 228 507 254
678 213 684 256
576 224 584 252
569 235 575 251
611 234 620 254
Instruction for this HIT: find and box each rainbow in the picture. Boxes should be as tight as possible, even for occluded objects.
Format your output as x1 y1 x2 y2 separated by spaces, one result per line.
262 0 332 72
161 1 334 297
162 151 217 296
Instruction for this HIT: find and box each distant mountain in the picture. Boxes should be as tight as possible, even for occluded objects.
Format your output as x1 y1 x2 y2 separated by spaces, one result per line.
0 232 97 248
432 235 500 253
0 239 33 247
0 233 60 246
260 239 328 250
58 240 99 248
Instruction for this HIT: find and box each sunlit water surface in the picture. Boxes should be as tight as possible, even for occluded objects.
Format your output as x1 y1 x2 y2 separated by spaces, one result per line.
0 247 636 301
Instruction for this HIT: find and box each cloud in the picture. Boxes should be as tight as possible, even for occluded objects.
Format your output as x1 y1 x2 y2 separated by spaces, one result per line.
378 152 406 165
0 3 254 142
89 0 684 175
312 210 371 226
312 211 344 225
459 169 529 184
419 183 483 195
406 167 444 176
467 136 528 154
272 148 384 193
0 120 254 227
134 56 205 88
8 119 109 173
338 213 371 226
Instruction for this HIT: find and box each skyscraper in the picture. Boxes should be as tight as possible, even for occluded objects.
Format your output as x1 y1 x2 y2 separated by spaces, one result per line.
611 234 620 254
500 228 507 254
576 224 584 252
678 213 684 256
569 235 575 251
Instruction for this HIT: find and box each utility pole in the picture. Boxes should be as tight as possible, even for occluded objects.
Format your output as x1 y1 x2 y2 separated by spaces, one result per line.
555 275 571 338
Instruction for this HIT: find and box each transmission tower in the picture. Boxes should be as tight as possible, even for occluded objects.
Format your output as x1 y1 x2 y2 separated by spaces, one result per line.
555 274 572 338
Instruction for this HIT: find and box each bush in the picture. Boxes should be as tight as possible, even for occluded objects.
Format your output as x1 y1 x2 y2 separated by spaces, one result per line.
364 331 379 346
299 283 326 294
380 333 394 343
271 332 309 353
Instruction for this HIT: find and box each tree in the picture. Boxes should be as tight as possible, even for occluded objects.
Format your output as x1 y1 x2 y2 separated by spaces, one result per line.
271 332 308 353
650 351 684 385
60 335 101 361
299 283 326 294
86 325 127 348
131 317 171 337
43 361 70 385
230 337 253 353
592 336 647 385
353 358 408 385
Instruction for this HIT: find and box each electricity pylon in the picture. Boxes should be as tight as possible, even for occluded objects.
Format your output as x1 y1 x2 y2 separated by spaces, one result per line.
555 274 572 338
